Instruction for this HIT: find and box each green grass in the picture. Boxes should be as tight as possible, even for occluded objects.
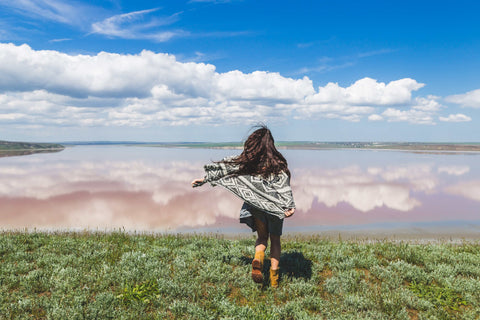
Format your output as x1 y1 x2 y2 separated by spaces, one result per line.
1 232 480 319
0 141 64 151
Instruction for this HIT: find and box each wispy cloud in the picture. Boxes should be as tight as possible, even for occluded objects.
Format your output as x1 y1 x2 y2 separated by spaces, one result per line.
188 0 237 3
48 38 72 43
295 48 395 75
193 30 250 38
178 51 225 63
296 37 337 49
294 61 355 75
90 8 186 42
0 0 98 27
357 48 396 58
0 27 10 40
297 42 314 49
0 1 247 43
90 8 249 42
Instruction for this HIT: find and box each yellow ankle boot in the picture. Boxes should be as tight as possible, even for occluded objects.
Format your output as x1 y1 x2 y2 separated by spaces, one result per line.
251 251 265 283
270 268 279 288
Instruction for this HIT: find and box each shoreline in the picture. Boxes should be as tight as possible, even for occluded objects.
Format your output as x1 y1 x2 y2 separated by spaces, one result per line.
148 144 480 153
59 141 480 152
0 148 65 158
3 141 480 154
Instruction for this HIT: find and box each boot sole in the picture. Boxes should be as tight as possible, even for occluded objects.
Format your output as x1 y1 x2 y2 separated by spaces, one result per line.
251 259 263 283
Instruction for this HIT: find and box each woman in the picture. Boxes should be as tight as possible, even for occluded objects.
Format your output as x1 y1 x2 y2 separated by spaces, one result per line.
191 126 295 287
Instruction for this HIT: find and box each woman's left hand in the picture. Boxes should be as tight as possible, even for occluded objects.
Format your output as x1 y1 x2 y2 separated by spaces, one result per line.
284 208 295 218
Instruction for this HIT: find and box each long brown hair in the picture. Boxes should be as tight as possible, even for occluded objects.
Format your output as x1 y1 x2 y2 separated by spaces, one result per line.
221 125 290 178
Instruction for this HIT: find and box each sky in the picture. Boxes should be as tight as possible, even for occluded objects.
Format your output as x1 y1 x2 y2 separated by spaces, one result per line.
0 0 479 142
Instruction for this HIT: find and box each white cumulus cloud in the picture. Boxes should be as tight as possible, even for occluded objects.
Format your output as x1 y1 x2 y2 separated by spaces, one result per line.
439 114 472 122
306 77 424 106
445 89 480 108
379 96 443 125
368 114 383 121
295 78 425 122
0 43 473 129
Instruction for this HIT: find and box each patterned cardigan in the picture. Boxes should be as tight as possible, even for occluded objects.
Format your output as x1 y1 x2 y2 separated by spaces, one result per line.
199 157 296 219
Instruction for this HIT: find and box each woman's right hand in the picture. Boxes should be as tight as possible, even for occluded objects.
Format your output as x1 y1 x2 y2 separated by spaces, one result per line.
191 178 205 188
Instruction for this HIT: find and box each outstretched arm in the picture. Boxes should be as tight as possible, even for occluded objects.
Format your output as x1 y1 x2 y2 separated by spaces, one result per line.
191 159 234 188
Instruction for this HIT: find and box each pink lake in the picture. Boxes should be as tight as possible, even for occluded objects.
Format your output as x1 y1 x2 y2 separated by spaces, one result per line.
1 146 479 237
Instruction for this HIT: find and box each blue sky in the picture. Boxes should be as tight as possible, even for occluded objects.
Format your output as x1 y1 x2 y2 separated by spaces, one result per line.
0 0 479 142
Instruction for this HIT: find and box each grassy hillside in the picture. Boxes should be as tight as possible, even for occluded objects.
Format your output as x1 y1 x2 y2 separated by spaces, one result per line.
0 140 64 151
1 232 479 319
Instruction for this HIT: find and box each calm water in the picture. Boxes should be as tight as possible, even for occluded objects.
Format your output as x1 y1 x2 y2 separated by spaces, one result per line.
1 146 479 236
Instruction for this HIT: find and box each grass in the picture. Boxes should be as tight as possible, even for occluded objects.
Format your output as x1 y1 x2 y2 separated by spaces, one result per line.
0 141 64 151
1 232 480 319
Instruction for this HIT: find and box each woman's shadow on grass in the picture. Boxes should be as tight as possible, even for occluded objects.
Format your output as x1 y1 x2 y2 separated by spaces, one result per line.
240 251 312 283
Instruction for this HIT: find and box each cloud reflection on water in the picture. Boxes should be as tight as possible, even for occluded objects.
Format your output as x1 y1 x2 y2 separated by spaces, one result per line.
0 157 242 230
445 181 480 202
292 166 422 212
0 149 477 231
438 165 470 176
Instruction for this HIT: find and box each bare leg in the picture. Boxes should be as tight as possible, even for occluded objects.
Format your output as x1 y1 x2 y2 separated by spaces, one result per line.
254 217 268 253
251 217 268 283
269 234 281 270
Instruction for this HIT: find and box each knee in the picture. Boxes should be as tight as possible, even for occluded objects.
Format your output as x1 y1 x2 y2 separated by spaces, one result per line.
258 233 269 244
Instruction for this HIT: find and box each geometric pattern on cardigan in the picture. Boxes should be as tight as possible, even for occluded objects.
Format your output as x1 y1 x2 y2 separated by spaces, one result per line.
202 158 296 219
